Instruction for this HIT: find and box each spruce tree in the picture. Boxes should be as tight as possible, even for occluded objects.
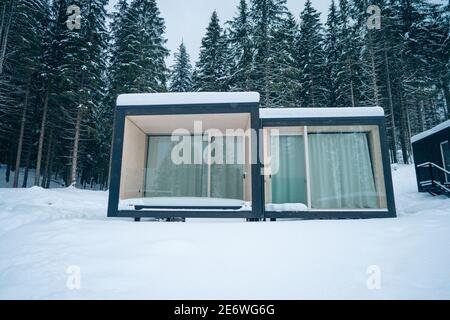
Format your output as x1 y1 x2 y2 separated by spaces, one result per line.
334 0 362 108
169 41 193 92
324 0 340 108
117 0 169 93
107 0 129 98
250 0 289 106
105 0 169 186
193 11 228 92
226 0 253 91
5 0 48 187
270 11 298 107
295 0 328 108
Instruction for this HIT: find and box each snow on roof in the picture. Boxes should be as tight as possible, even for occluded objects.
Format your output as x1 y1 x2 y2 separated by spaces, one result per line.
117 92 260 106
260 107 385 119
411 120 450 143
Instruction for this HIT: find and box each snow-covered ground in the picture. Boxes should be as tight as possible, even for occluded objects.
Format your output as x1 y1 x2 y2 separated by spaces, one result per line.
0 165 449 299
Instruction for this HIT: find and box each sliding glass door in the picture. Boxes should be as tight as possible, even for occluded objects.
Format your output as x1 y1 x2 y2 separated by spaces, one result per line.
308 131 378 209
145 135 245 200
144 136 208 197
264 125 387 211
210 136 244 199
270 134 307 204
441 141 450 183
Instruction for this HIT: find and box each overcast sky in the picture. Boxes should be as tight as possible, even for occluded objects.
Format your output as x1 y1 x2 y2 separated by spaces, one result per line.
106 0 332 65
107 0 446 66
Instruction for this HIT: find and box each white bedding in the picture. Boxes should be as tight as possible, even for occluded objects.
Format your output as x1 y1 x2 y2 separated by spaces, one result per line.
119 197 249 211
265 203 308 212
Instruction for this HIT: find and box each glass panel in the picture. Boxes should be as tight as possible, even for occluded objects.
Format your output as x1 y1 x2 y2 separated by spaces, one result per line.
117 114 253 211
307 126 386 209
210 136 244 199
270 134 307 204
441 141 450 182
144 136 207 197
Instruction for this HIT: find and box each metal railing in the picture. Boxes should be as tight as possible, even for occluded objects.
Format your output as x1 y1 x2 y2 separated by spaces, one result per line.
416 162 450 194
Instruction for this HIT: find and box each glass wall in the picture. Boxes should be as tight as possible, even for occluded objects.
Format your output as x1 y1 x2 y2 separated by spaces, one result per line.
269 133 307 204
210 136 244 199
441 141 450 183
265 125 387 210
117 114 252 211
144 136 208 198
144 134 245 201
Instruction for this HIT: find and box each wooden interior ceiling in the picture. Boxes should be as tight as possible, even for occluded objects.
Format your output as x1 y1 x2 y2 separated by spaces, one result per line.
127 113 251 134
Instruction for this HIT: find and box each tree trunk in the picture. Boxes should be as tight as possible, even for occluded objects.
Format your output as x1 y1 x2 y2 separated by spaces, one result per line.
22 139 32 188
13 80 31 188
383 41 398 163
70 106 82 186
418 99 425 132
53 162 60 187
42 130 53 188
310 78 316 108
5 145 11 183
54 165 60 183
348 63 357 108
0 4 6 49
264 54 270 107
398 86 410 164
405 101 412 159
368 31 379 107
0 0 14 75
35 86 50 185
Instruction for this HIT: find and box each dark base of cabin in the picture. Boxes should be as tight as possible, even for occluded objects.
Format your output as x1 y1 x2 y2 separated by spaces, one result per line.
112 210 396 221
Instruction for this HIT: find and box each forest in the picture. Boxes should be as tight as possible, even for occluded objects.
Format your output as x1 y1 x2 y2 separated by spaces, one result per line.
0 0 448 189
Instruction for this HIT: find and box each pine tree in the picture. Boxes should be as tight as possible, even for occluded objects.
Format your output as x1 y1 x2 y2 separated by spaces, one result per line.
250 0 289 106
357 0 382 108
419 1 450 118
121 0 169 93
324 0 340 108
334 0 362 108
169 41 193 92
5 0 48 187
193 11 228 91
295 0 328 108
54 0 109 186
105 0 169 186
350 0 400 162
383 0 433 163
34 0 60 186
226 0 253 91
2 0 449 186
107 0 129 98
0 0 15 75
270 11 298 106
107 0 169 97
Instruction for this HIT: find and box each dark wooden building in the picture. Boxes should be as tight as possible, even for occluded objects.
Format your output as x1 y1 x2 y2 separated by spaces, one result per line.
411 120 450 196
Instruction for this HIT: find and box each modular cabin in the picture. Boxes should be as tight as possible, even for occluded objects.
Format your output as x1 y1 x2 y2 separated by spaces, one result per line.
260 107 396 219
411 120 450 197
107 92 396 220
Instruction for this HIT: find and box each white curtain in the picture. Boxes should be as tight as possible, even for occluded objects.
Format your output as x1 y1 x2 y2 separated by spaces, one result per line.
145 136 207 197
145 135 244 200
308 132 378 209
270 135 307 204
211 136 244 200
